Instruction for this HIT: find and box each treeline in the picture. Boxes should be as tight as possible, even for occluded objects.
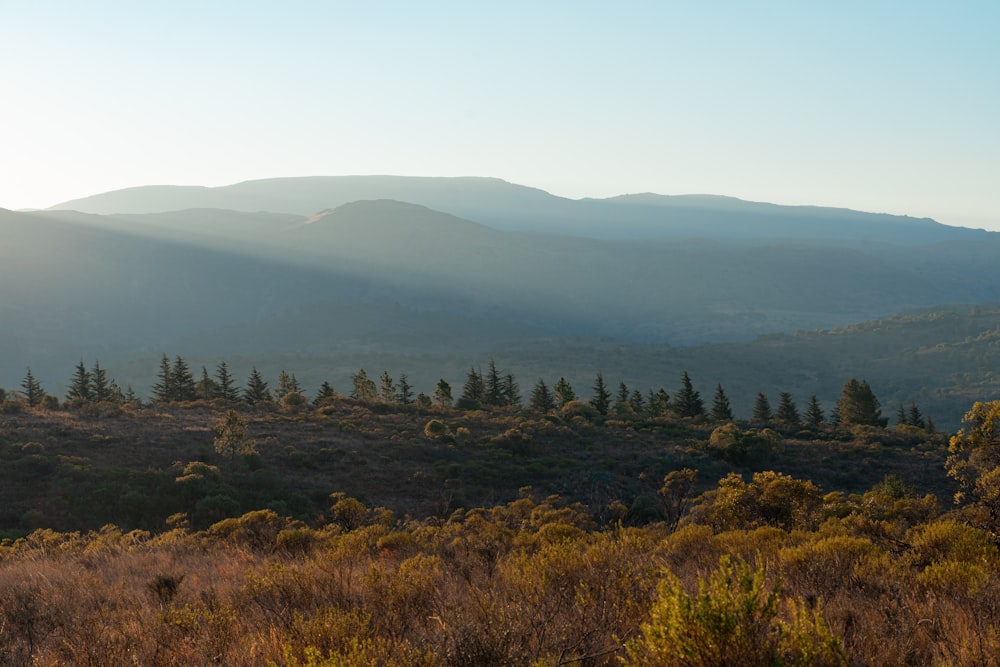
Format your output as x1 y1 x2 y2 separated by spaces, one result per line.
5 355 936 431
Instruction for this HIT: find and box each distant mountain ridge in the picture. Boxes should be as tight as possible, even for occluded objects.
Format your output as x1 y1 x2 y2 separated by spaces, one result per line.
49 175 990 243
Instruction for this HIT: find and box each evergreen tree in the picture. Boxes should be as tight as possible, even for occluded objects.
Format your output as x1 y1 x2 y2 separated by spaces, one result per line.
908 402 925 429
710 384 733 422
351 369 377 402
151 354 174 403
314 381 339 405
590 372 612 416
925 415 936 433
379 371 396 403
751 392 773 423
244 367 271 406
107 380 125 404
896 404 908 426
172 356 197 402
195 366 220 401
837 378 886 427
503 373 521 408
829 405 841 425
214 361 241 402
673 372 704 419
775 391 800 426
213 409 257 460
67 360 93 402
21 368 45 407
416 392 433 408
650 388 671 417
433 379 453 408
805 395 825 427
397 373 414 405
529 379 556 412
459 367 485 408
617 381 630 407
553 377 576 408
629 389 645 414
124 385 140 406
486 359 504 406
91 360 110 403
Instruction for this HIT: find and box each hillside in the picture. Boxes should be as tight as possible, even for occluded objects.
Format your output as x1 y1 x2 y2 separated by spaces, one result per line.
50 175 990 242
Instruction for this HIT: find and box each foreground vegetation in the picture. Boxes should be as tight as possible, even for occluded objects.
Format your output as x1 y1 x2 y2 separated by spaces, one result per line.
1 368 997 664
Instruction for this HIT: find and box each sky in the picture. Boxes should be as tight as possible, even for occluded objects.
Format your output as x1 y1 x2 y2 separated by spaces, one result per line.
2 1 998 230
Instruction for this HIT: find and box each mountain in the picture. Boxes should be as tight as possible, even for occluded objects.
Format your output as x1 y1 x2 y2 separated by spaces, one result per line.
50 175 990 243
3 178 998 428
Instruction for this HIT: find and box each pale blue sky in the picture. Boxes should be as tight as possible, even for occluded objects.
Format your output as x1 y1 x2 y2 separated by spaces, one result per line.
2 1 998 230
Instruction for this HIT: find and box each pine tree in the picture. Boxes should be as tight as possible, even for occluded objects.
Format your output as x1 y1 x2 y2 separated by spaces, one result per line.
751 392 773 423
433 379 453 408
486 359 504 407
650 388 671 417
314 381 339 405
629 389 645 414
530 379 556 412
673 372 704 419
908 402 925 429
397 373 414 405
21 368 45 407
108 380 125 404
896 404 908 426
591 372 612 416
775 391 800 426
124 385 140 406
214 361 241 402
553 377 576 408
503 373 521 408
710 384 733 422
91 360 110 403
379 371 396 403
67 360 93 403
805 395 825 427
151 354 174 403
244 367 271 406
837 378 886 427
213 409 257 460
172 356 197 402
617 381 630 407
351 369 377 402
195 366 220 400
459 367 485 408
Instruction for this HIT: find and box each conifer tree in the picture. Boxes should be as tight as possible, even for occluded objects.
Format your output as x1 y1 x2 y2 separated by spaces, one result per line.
397 373 414 405
711 384 734 422
195 366 220 400
805 395 825 427
91 360 110 403
629 389 645 414
553 377 576 408
67 360 93 403
244 367 271 406
351 369 377 402
776 392 800 426
274 370 302 401
908 402 925 428
459 367 485 408
314 381 338 405
172 356 197 402
896 404 908 426
837 378 886 427
379 371 396 403
214 361 241 402
673 372 704 419
650 388 671 417
433 379 453 408
591 372 612 416
530 379 556 412
108 379 125 404
503 373 521 408
486 359 504 407
617 381 630 407
151 354 174 403
752 392 773 423
21 368 45 407
124 384 140 406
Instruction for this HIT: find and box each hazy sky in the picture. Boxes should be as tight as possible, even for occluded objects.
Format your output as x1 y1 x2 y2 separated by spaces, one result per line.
3 1 998 230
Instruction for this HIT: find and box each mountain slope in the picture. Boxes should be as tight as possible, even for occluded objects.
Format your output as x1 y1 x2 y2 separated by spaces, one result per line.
49 175 991 243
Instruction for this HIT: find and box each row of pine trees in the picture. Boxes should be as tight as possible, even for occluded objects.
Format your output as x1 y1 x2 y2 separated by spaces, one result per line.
10 355 931 430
